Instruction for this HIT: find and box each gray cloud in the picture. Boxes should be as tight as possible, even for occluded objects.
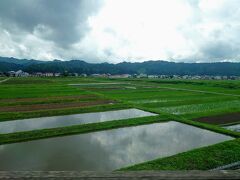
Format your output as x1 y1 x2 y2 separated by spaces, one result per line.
200 41 238 60
0 0 103 47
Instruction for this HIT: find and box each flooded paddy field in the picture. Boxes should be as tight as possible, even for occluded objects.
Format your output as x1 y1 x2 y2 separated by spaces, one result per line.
0 121 233 171
224 124 240 132
0 109 156 133
0 77 239 170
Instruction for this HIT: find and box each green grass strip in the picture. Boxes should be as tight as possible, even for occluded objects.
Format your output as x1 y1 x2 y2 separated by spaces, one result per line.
125 104 240 138
0 115 169 145
0 103 130 122
120 138 240 170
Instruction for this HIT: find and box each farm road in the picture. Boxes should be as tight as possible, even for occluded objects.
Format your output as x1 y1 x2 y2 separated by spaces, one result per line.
0 77 11 84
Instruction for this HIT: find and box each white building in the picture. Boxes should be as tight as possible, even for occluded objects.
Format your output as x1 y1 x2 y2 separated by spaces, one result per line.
15 70 29 77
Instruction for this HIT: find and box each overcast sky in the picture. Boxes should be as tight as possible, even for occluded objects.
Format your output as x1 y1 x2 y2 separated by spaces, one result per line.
0 0 240 63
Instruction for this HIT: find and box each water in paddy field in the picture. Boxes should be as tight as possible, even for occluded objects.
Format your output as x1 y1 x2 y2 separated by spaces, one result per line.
224 124 240 132
0 121 233 171
0 109 156 134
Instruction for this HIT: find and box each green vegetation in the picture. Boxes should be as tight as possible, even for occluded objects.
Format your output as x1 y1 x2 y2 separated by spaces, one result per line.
0 77 240 170
121 139 240 170
0 77 127 121
126 105 240 138
158 100 240 115
0 103 129 122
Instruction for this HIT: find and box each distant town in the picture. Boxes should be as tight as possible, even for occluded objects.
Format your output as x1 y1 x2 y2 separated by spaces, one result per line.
1 69 240 80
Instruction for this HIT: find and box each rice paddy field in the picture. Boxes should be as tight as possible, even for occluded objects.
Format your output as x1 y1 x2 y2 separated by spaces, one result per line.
0 77 239 170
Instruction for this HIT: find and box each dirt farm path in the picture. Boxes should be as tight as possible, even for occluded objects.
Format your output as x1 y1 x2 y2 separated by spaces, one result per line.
0 77 11 84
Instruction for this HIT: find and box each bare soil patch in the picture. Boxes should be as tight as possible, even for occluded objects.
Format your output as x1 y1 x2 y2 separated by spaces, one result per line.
0 95 97 103
0 100 115 112
194 112 240 125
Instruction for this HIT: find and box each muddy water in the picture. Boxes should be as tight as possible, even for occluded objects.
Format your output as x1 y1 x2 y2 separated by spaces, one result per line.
0 109 157 133
0 121 233 171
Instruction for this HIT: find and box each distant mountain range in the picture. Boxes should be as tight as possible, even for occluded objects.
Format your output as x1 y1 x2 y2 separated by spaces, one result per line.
1 56 240 76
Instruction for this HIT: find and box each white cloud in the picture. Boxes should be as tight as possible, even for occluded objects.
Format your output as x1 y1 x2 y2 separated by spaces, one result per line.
0 0 240 63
